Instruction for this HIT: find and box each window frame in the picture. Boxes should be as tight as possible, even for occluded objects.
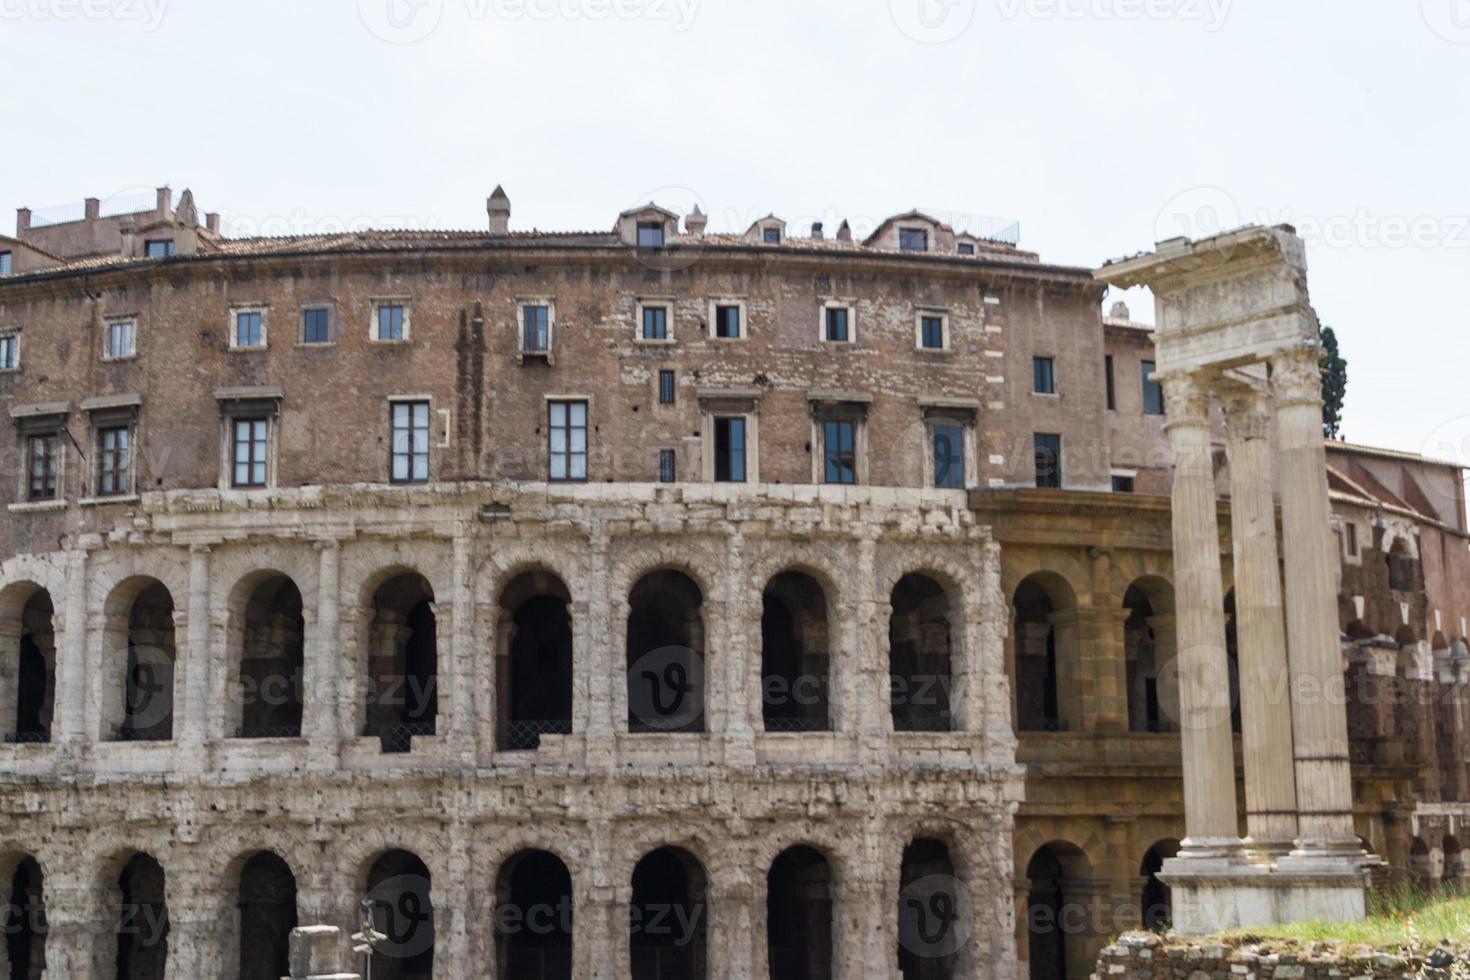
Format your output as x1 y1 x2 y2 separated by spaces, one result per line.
1033 356 1057 395
229 305 268 351
25 432 60 502
658 448 677 483
898 227 929 252
299 305 334 346
1141 360 1165 415
821 418 858 485
914 309 951 352
547 398 589 483
957 242 976 256
658 369 676 406
0 251 11 277
713 415 748 483
708 299 747 341
921 406 976 490
370 299 412 344
762 226 782 245
820 300 855 344
636 222 666 248
517 298 556 358
144 239 175 259
388 397 432 485
95 424 133 498
102 317 137 361
229 416 272 489
1034 432 1063 489
636 299 674 344
0 331 18 372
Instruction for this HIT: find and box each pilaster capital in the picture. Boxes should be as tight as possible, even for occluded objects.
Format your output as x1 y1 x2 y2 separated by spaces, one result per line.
1268 345 1324 408
1218 386 1272 440
1159 371 1212 426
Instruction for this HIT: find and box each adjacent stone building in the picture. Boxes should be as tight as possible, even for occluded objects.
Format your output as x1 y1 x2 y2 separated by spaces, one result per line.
0 187 1464 980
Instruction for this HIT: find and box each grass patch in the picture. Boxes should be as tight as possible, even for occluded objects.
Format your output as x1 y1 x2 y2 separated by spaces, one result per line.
1220 885 1470 949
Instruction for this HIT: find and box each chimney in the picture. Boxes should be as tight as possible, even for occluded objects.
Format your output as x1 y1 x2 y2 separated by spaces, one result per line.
173 189 199 256
836 220 852 243
205 212 221 234
16 208 30 234
811 221 824 240
487 185 511 235
119 221 137 257
1108 301 1131 321
85 198 101 220
156 186 172 218
685 204 707 236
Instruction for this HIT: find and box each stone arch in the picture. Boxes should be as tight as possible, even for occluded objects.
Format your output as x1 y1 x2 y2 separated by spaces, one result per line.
235 851 298 980
364 848 435 980
363 570 438 751
1409 837 1433 884
496 569 574 751
1123 576 1178 734
1442 835 1464 884
767 844 834 980
630 845 708 980
0 582 55 744
889 573 956 732
113 852 169 980
1139 840 1179 930
1012 571 1080 732
225 571 305 739
1386 536 1418 593
1023 841 1093 980
494 849 573 980
0 850 46 980
762 570 832 732
100 577 177 742
626 568 706 734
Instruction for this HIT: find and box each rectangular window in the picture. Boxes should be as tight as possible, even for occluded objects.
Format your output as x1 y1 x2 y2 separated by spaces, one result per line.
933 424 965 489
659 448 677 483
0 335 16 370
899 228 928 251
824 306 849 342
390 401 430 484
957 243 976 255
0 252 11 276
105 320 135 359
231 418 269 488
234 310 263 348
1346 523 1359 556
763 227 781 244
1033 357 1056 394
523 305 550 352
1105 355 1116 410
714 304 742 339
919 315 945 350
1141 360 1164 415
144 240 175 258
97 426 131 496
822 419 857 485
377 304 406 342
714 417 746 482
1034 433 1062 489
26 434 58 501
658 369 676 405
548 401 588 481
301 308 330 344
637 222 665 248
1111 475 1135 493
641 305 668 341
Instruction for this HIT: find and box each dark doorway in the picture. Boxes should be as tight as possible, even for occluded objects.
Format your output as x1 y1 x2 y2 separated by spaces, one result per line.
761 572 831 732
626 572 705 734
238 852 297 980
498 573 574 751
630 847 707 980
237 576 305 738
4 857 45 980
1014 577 1064 732
366 850 434 980
118 583 177 742
897 838 963 980
366 574 438 752
1139 842 1178 930
495 850 573 980
115 854 169 980
889 575 953 732
767 845 833 980
12 590 54 743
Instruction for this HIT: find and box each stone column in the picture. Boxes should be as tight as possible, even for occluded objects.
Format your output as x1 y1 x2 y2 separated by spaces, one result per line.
56 546 91 748
1074 606 1132 733
1270 347 1363 866
1159 372 1245 861
166 856 231 980
448 527 476 765
306 539 342 769
176 544 212 770
1219 386 1299 858
42 866 106 978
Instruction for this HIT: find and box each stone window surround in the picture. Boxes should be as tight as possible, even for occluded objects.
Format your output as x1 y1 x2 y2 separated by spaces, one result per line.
698 388 760 482
707 298 748 341
0 327 19 372
8 401 70 511
386 394 443 484
516 297 556 362
369 297 412 344
807 391 871 486
545 393 592 483
102 314 139 362
297 302 337 347
818 298 856 345
80 393 141 503
228 303 269 352
919 397 979 489
634 297 675 345
215 387 283 491
914 308 952 352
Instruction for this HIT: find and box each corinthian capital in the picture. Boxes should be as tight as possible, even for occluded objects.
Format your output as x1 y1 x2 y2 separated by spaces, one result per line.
1218 387 1271 441
1269 346 1324 408
1160 371 1211 424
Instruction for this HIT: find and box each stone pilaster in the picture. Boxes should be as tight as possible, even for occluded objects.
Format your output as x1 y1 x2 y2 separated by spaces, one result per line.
165 856 231 980
56 546 90 748
305 539 342 769
1219 385 1299 858
175 543 211 771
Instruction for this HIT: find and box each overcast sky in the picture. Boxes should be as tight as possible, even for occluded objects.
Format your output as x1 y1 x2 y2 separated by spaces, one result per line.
4 0 1468 472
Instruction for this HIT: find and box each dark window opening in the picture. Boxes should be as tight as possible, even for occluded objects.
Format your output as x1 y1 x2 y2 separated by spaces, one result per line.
1140 842 1178 931
763 227 782 244
714 305 741 339
637 222 665 248
523 304 550 352
144 240 174 258
1033 357 1056 394
1345 523 1358 556
1014 576 1068 732
365 573 437 752
4 856 45 979
824 307 849 342
1025 846 1086 980
496 851 572 980
626 570 705 734
888 574 954 732
761 572 831 733
1033 433 1061 489
497 573 573 752
365 851 434 980
658 370 675 405
767 846 833 980
236 576 304 739
631 848 707 980
659 449 677 483
1124 582 1176 734
26 434 57 502
899 228 928 251
238 853 297 980
713 417 746 482
116 854 169 980
301 308 330 344
822 419 856 485
919 316 945 350
114 581 176 742
899 839 963 980
1141 360 1164 415
1104 355 1116 410
1111 475 1134 493
642 306 668 340
957 242 976 255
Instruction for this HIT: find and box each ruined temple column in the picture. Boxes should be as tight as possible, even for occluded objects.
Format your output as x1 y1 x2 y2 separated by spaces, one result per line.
1270 347 1363 866
1159 371 1245 862
1219 385 1299 858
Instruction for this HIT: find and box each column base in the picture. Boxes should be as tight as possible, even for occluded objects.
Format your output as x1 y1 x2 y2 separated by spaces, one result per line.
1160 847 1366 935
1242 836 1297 864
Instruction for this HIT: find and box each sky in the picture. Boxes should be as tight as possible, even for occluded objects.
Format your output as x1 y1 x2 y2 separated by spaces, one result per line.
3 0 1468 474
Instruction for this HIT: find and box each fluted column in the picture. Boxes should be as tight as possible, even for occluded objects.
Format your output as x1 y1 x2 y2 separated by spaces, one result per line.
1270 347 1362 862
1160 371 1244 860
1219 385 1299 858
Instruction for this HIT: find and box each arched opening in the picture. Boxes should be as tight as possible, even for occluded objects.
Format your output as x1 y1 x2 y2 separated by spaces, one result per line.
236 576 305 738
889 574 954 732
1013 574 1077 732
115 853 169 980
626 571 705 734
1409 837 1432 886
3 856 45 979
238 852 297 980
494 849 572 980
767 845 833 980
0 585 55 744
1124 580 1177 733
1221 591 1243 735
1386 538 1417 593
108 581 177 742
630 846 707 980
1139 840 1178 930
761 572 831 732
365 850 434 980
365 573 438 752
1024 842 1092 980
897 837 966 980
497 572 574 751
1442 836 1464 887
